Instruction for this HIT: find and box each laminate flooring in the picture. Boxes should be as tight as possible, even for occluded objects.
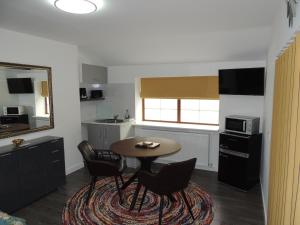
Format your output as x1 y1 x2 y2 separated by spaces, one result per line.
13 167 265 225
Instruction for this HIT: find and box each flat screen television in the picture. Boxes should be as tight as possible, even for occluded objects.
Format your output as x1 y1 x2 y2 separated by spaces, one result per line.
219 68 265 96
7 78 34 94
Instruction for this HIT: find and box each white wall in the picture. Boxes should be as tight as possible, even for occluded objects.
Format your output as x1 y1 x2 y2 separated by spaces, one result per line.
108 60 266 171
261 1 300 220
108 61 266 128
135 126 219 171
0 28 83 175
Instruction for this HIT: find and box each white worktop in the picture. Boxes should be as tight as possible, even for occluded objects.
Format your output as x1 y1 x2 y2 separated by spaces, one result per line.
81 119 134 126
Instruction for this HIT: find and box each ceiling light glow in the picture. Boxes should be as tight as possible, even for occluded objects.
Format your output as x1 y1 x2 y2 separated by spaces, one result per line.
54 0 103 14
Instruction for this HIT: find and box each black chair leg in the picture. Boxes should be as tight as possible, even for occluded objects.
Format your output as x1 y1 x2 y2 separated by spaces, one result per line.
92 177 97 190
138 187 148 212
114 176 123 204
167 193 176 203
86 176 96 205
130 183 141 211
181 190 195 220
119 175 125 185
159 195 164 225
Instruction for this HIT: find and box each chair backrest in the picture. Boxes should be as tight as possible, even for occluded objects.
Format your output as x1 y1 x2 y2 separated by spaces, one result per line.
78 141 120 177
156 158 197 194
77 140 96 163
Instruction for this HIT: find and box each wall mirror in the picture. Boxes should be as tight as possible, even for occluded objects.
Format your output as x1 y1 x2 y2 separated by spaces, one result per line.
0 62 54 139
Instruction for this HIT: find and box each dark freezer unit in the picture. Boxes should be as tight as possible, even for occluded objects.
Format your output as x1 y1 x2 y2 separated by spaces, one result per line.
218 132 262 190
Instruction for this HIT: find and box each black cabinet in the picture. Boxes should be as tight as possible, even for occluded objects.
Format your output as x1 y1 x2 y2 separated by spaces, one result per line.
43 139 66 193
0 115 29 124
0 152 21 212
218 132 262 190
0 136 65 213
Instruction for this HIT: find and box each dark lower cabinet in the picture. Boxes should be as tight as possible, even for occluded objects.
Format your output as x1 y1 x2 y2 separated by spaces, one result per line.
0 136 65 213
0 152 21 212
218 132 262 190
43 139 65 193
218 152 249 190
0 115 29 124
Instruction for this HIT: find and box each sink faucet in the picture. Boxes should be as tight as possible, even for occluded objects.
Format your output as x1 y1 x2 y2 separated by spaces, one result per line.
113 114 119 120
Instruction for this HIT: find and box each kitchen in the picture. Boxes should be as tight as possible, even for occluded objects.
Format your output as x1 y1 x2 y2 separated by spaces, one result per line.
79 62 265 170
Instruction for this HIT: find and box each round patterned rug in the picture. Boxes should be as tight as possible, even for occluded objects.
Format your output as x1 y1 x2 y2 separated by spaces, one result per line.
62 176 214 225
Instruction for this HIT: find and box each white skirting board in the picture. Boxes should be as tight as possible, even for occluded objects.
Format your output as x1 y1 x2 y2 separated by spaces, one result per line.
66 161 85 175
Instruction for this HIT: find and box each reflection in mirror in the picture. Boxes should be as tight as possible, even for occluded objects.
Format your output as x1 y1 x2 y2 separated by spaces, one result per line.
0 62 53 139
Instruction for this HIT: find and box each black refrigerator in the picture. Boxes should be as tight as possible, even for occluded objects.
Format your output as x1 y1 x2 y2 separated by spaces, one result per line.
218 132 262 190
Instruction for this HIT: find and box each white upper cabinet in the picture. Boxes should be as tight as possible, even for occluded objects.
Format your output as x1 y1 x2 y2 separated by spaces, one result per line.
81 63 107 84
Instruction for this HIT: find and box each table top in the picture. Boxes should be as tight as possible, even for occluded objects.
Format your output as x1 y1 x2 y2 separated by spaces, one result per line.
111 137 181 158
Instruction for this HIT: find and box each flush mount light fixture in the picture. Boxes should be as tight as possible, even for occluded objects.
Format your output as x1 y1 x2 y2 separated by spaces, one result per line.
54 0 103 14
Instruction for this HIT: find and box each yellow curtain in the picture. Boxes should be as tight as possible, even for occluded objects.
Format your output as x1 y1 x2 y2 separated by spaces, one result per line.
267 34 300 225
140 76 219 99
41 81 49 97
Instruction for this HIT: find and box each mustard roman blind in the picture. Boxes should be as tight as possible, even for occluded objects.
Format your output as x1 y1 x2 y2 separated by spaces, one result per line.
41 81 49 97
140 76 219 99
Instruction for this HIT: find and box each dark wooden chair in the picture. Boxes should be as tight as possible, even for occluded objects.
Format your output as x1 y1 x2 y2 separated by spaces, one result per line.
130 158 197 225
78 140 127 204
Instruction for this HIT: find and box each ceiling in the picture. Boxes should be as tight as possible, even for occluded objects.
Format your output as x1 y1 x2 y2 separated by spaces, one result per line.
0 0 281 66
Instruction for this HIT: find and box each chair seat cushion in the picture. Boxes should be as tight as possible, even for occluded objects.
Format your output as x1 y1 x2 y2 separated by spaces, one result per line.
95 150 121 162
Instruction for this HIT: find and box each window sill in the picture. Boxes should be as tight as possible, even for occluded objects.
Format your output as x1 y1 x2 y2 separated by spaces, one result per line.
33 115 50 120
133 121 219 133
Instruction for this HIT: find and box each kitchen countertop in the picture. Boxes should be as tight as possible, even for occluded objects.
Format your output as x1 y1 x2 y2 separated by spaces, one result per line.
0 136 62 155
81 119 134 126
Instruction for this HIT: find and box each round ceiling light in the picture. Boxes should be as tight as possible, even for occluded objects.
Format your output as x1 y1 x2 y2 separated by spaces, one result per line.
54 0 103 14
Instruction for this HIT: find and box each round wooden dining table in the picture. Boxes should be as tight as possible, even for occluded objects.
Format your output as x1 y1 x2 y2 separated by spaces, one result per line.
111 136 181 190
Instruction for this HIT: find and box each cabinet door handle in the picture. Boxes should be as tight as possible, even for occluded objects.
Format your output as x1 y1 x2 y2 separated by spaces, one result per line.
51 149 60 154
219 144 228 148
243 121 246 131
52 160 60 164
222 133 250 139
0 153 12 158
219 153 228 158
28 146 38 150
220 148 250 158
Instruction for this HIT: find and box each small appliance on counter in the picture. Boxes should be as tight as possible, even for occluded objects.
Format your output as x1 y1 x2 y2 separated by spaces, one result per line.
79 88 87 100
3 106 25 115
225 115 260 135
90 90 103 99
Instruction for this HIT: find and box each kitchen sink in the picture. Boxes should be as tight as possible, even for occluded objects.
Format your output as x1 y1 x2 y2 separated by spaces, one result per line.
94 119 124 123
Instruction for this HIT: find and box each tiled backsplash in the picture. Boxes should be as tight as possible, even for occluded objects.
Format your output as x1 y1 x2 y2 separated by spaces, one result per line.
80 83 135 121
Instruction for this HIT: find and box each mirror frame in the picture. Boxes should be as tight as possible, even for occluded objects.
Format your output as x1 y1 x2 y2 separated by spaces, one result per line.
0 62 54 139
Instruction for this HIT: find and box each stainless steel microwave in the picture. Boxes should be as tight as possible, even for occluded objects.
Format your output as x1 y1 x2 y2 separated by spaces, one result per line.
3 106 25 115
225 115 260 135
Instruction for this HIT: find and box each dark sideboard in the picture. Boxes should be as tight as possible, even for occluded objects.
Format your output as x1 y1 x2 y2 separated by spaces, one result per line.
218 132 262 190
0 136 65 213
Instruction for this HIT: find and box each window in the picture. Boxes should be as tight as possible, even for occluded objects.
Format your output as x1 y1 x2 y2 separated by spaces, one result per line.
143 98 219 125
181 99 219 124
140 76 219 125
144 99 178 122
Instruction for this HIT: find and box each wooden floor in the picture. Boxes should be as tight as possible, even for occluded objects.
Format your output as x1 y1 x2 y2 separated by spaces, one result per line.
13 167 265 225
